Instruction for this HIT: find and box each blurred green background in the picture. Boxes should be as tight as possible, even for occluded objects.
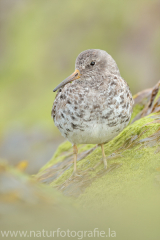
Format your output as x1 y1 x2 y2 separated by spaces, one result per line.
0 0 160 173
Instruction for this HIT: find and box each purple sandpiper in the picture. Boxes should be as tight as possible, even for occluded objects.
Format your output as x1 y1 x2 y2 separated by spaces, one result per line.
52 49 134 176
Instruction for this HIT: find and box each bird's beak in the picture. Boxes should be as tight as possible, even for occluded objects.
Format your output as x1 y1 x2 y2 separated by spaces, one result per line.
53 69 81 92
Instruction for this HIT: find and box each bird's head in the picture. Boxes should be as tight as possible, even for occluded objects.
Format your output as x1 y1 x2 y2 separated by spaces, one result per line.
53 49 120 92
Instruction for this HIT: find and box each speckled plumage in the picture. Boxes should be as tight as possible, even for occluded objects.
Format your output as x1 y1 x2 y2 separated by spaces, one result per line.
52 49 133 145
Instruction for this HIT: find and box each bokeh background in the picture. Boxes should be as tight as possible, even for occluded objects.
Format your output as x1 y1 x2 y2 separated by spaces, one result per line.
1 0 160 174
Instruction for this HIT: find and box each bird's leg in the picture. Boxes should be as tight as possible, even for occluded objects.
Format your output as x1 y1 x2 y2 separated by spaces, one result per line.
71 144 107 176
70 144 90 178
88 144 107 171
73 144 78 176
101 143 107 169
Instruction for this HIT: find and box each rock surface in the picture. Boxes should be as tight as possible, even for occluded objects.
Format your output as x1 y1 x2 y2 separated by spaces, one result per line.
36 81 160 208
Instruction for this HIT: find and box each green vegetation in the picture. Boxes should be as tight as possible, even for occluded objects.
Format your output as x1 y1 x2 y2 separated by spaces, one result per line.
36 112 160 208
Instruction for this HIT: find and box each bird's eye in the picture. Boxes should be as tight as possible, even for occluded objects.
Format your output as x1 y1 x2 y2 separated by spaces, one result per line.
90 61 95 66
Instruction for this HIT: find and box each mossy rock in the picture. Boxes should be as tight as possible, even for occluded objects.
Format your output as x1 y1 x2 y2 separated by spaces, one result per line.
36 82 160 210
36 113 160 207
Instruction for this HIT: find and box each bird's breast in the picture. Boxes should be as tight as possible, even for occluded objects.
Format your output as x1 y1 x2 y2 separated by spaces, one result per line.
52 76 133 144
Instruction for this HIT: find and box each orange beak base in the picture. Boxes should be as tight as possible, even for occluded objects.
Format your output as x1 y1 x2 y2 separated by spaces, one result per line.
53 69 80 92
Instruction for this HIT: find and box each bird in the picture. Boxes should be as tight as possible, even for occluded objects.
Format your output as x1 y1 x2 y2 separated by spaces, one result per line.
51 49 134 176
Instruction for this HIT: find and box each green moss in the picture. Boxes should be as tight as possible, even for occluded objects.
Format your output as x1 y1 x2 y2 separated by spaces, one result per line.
76 115 160 208
129 103 144 123
77 144 160 209
37 113 160 208
153 87 160 104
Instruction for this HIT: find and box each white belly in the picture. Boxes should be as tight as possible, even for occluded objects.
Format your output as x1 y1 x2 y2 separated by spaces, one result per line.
63 120 128 145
